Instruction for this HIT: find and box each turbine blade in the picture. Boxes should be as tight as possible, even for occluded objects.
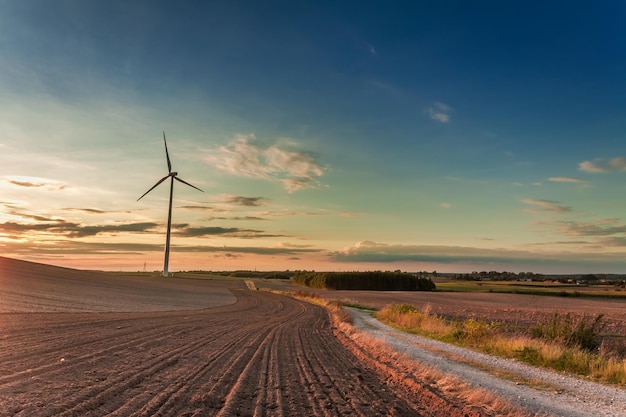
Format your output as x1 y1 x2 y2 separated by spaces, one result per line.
137 175 170 201
175 176 204 192
163 131 172 173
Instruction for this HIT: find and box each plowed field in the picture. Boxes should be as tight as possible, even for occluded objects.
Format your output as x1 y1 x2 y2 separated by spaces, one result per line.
1 258 472 417
1 290 434 416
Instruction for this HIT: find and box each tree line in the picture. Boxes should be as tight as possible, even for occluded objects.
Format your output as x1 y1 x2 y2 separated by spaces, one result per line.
292 271 436 291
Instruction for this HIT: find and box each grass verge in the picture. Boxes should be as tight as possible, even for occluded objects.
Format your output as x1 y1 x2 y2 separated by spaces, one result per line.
376 303 626 385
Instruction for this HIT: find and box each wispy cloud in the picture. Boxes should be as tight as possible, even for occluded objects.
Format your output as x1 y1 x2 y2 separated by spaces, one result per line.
331 241 501 263
556 219 626 237
62 208 108 214
3 176 68 191
579 157 626 173
329 240 626 270
548 177 587 184
203 135 327 192
258 209 328 217
366 42 377 56
202 216 266 222
428 101 451 123
172 224 284 239
440 202 451 209
224 195 270 207
522 199 571 213
175 226 258 237
0 221 158 238
178 205 225 213
1 239 322 257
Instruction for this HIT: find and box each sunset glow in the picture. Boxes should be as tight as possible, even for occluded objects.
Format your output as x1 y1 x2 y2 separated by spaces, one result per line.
1 1 626 273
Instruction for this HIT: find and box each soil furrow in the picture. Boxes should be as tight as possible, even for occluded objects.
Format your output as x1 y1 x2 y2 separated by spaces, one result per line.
214 327 279 417
128 326 257 416
2 276 430 417
53 331 218 416
260 321 284 417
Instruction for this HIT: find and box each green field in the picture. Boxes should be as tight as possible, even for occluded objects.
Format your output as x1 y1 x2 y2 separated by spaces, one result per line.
434 280 626 298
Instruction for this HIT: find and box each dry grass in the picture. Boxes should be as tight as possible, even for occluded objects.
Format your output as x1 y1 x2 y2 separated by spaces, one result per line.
376 303 626 385
332 313 530 417
375 302 456 336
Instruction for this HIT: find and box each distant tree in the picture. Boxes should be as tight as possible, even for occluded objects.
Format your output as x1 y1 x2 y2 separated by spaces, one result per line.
582 274 599 281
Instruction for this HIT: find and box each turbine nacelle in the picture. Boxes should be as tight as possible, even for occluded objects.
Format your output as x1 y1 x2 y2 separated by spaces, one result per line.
170 172 178 176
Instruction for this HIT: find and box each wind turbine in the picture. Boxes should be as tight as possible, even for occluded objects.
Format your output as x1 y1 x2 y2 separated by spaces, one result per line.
138 132 203 277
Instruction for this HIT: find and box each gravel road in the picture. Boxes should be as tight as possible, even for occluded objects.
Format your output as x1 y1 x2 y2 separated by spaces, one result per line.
348 307 626 417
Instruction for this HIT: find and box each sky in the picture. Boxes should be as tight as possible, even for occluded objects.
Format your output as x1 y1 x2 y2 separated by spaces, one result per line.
1 1 626 274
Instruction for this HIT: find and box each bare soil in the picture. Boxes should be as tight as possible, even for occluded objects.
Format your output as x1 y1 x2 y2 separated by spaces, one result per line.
0 258 489 416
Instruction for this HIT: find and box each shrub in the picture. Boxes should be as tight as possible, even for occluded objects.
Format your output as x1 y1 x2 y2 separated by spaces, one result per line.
457 317 495 343
531 313 604 352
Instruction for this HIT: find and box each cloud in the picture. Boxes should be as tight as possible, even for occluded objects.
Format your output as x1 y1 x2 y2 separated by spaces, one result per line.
175 225 284 239
277 242 314 249
175 226 248 237
329 240 529 264
0 221 78 235
203 216 266 222
7 180 45 188
69 223 159 238
548 177 587 184
62 208 108 214
178 205 228 213
5 210 60 222
281 178 316 193
258 209 328 217
328 240 626 269
556 219 626 237
203 135 327 192
440 202 451 209
224 195 269 207
579 157 626 173
3 176 68 191
428 101 451 123
522 199 571 213
597 237 626 247
0 221 159 238
1 239 322 256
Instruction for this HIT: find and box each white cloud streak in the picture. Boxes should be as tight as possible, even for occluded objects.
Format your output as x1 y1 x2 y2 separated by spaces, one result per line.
579 157 626 173
203 135 327 192
522 199 571 213
428 101 451 123
548 177 587 184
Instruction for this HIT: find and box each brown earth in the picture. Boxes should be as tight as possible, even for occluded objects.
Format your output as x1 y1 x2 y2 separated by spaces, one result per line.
0 258 492 417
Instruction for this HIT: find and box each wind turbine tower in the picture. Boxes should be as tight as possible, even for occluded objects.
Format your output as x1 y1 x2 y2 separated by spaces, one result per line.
138 132 203 277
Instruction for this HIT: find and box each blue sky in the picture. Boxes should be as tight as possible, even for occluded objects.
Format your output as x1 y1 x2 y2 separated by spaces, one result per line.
1 0 626 273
